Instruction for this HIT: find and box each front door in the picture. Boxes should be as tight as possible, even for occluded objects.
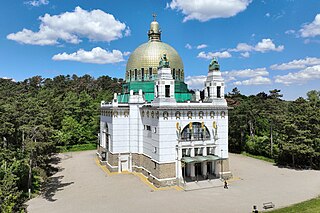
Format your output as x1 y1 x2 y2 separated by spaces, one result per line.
195 163 202 179
207 162 212 174
121 160 128 171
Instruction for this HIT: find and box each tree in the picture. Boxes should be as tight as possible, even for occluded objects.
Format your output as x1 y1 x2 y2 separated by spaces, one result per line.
269 89 283 99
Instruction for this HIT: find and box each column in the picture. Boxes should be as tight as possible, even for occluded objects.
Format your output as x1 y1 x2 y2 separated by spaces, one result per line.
118 154 121 173
177 146 182 179
129 153 132 172
190 163 195 179
187 163 191 176
190 146 195 157
202 162 207 177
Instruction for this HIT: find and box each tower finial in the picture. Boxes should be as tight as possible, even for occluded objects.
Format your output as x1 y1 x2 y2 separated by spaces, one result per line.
148 13 161 41
152 13 157 21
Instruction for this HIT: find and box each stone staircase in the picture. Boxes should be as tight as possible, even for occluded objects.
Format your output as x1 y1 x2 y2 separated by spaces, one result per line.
183 179 224 191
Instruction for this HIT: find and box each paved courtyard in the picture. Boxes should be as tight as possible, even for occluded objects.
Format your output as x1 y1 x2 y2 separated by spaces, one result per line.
27 150 320 213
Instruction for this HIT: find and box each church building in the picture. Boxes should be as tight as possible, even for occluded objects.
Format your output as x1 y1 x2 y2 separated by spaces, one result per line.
98 17 231 187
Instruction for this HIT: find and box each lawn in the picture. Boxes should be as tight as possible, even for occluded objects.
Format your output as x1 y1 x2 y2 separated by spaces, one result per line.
58 143 97 153
241 152 275 163
269 196 320 213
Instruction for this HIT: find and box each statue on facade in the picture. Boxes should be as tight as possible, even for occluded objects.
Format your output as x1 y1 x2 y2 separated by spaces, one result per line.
159 53 170 68
209 57 220 71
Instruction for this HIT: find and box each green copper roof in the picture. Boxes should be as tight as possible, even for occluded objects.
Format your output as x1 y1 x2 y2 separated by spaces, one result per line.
118 81 192 103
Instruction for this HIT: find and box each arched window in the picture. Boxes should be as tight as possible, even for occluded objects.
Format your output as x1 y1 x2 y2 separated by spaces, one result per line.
181 122 210 141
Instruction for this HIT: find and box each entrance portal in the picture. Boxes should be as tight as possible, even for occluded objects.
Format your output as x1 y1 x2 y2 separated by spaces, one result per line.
121 160 128 171
195 163 202 179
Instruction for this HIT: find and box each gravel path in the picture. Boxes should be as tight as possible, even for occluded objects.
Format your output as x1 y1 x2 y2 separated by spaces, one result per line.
27 150 320 213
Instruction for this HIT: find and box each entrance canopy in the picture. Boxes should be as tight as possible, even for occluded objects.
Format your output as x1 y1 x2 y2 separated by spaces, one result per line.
181 155 221 163
205 155 220 161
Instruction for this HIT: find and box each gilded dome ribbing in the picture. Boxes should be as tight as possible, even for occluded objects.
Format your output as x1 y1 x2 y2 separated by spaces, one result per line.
125 18 184 82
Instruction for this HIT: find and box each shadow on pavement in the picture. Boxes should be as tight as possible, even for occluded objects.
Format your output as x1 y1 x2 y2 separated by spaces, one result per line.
42 175 74 202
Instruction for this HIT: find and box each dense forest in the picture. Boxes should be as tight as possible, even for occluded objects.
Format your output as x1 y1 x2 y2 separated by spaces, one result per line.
227 88 320 170
0 75 122 212
0 75 319 212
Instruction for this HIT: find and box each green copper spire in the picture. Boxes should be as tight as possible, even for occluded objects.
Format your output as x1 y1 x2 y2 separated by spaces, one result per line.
209 57 220 71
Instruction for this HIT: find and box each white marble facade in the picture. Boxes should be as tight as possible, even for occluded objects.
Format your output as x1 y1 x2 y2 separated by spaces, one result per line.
99 63 231 186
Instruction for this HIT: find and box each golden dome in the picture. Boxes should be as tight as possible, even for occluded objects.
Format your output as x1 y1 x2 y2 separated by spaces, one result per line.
125 18 184 82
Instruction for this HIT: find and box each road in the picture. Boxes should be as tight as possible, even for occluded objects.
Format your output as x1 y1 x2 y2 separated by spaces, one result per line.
27 150 320 213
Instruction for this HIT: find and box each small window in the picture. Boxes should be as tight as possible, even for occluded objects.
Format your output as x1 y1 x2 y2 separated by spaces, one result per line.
154 162 157 169
207 87 210 97
217 86 221 98
172 68 176 79
141 68 144 81
146 125 151 131
156 85 159 98
154 147 157 153
207 147 212 155
195 148 202 156
154 127 157 133
182 149 190 157
165 85 170 97
149 67 152 79
134 69 138 81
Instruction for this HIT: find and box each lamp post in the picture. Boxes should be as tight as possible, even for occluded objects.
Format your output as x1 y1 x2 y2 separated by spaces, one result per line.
220 149 223 180
97 133 100 150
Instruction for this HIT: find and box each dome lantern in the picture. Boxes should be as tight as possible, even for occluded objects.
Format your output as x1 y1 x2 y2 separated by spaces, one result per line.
148 13 161 41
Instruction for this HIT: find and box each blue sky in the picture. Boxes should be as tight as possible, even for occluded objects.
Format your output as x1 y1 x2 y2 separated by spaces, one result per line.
1 0 320 100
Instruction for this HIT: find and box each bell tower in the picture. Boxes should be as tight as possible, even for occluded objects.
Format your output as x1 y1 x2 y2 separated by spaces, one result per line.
152 54 176 106
204 57 227 105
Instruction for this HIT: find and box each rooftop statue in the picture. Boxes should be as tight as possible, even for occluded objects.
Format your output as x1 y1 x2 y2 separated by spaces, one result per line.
159 53 170 68
209 57 220 71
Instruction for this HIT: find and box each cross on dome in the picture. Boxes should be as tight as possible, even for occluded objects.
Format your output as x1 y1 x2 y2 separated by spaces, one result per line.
152 13 157 21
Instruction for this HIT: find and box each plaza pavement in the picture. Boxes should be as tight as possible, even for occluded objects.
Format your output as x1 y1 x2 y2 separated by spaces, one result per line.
27 150 320 213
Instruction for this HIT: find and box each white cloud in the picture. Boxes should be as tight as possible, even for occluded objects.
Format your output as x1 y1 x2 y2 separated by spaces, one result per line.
7 7 129 45
185 43 192 49
254 39 284 53
300 14 320 38
123 51 131 56
233 76 272 86
197 51 232 59
24 0 49 7
303 39 320 44
167 0 252 22
233 43 253 52
241 52 250 58
229 38 284 55
265 13 270 17
1 77 16 82
274 65 320 85
196 44 207 49
225 68 269 78
185 68 272 89
285 29 295 35
270 57 320 70
52 47 127 64
124 27 131 37
185 75 206 89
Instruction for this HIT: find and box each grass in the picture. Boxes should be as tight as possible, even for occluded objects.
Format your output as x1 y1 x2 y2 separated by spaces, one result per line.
58 143 97 153
269 196 320 213
241 152 275 163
